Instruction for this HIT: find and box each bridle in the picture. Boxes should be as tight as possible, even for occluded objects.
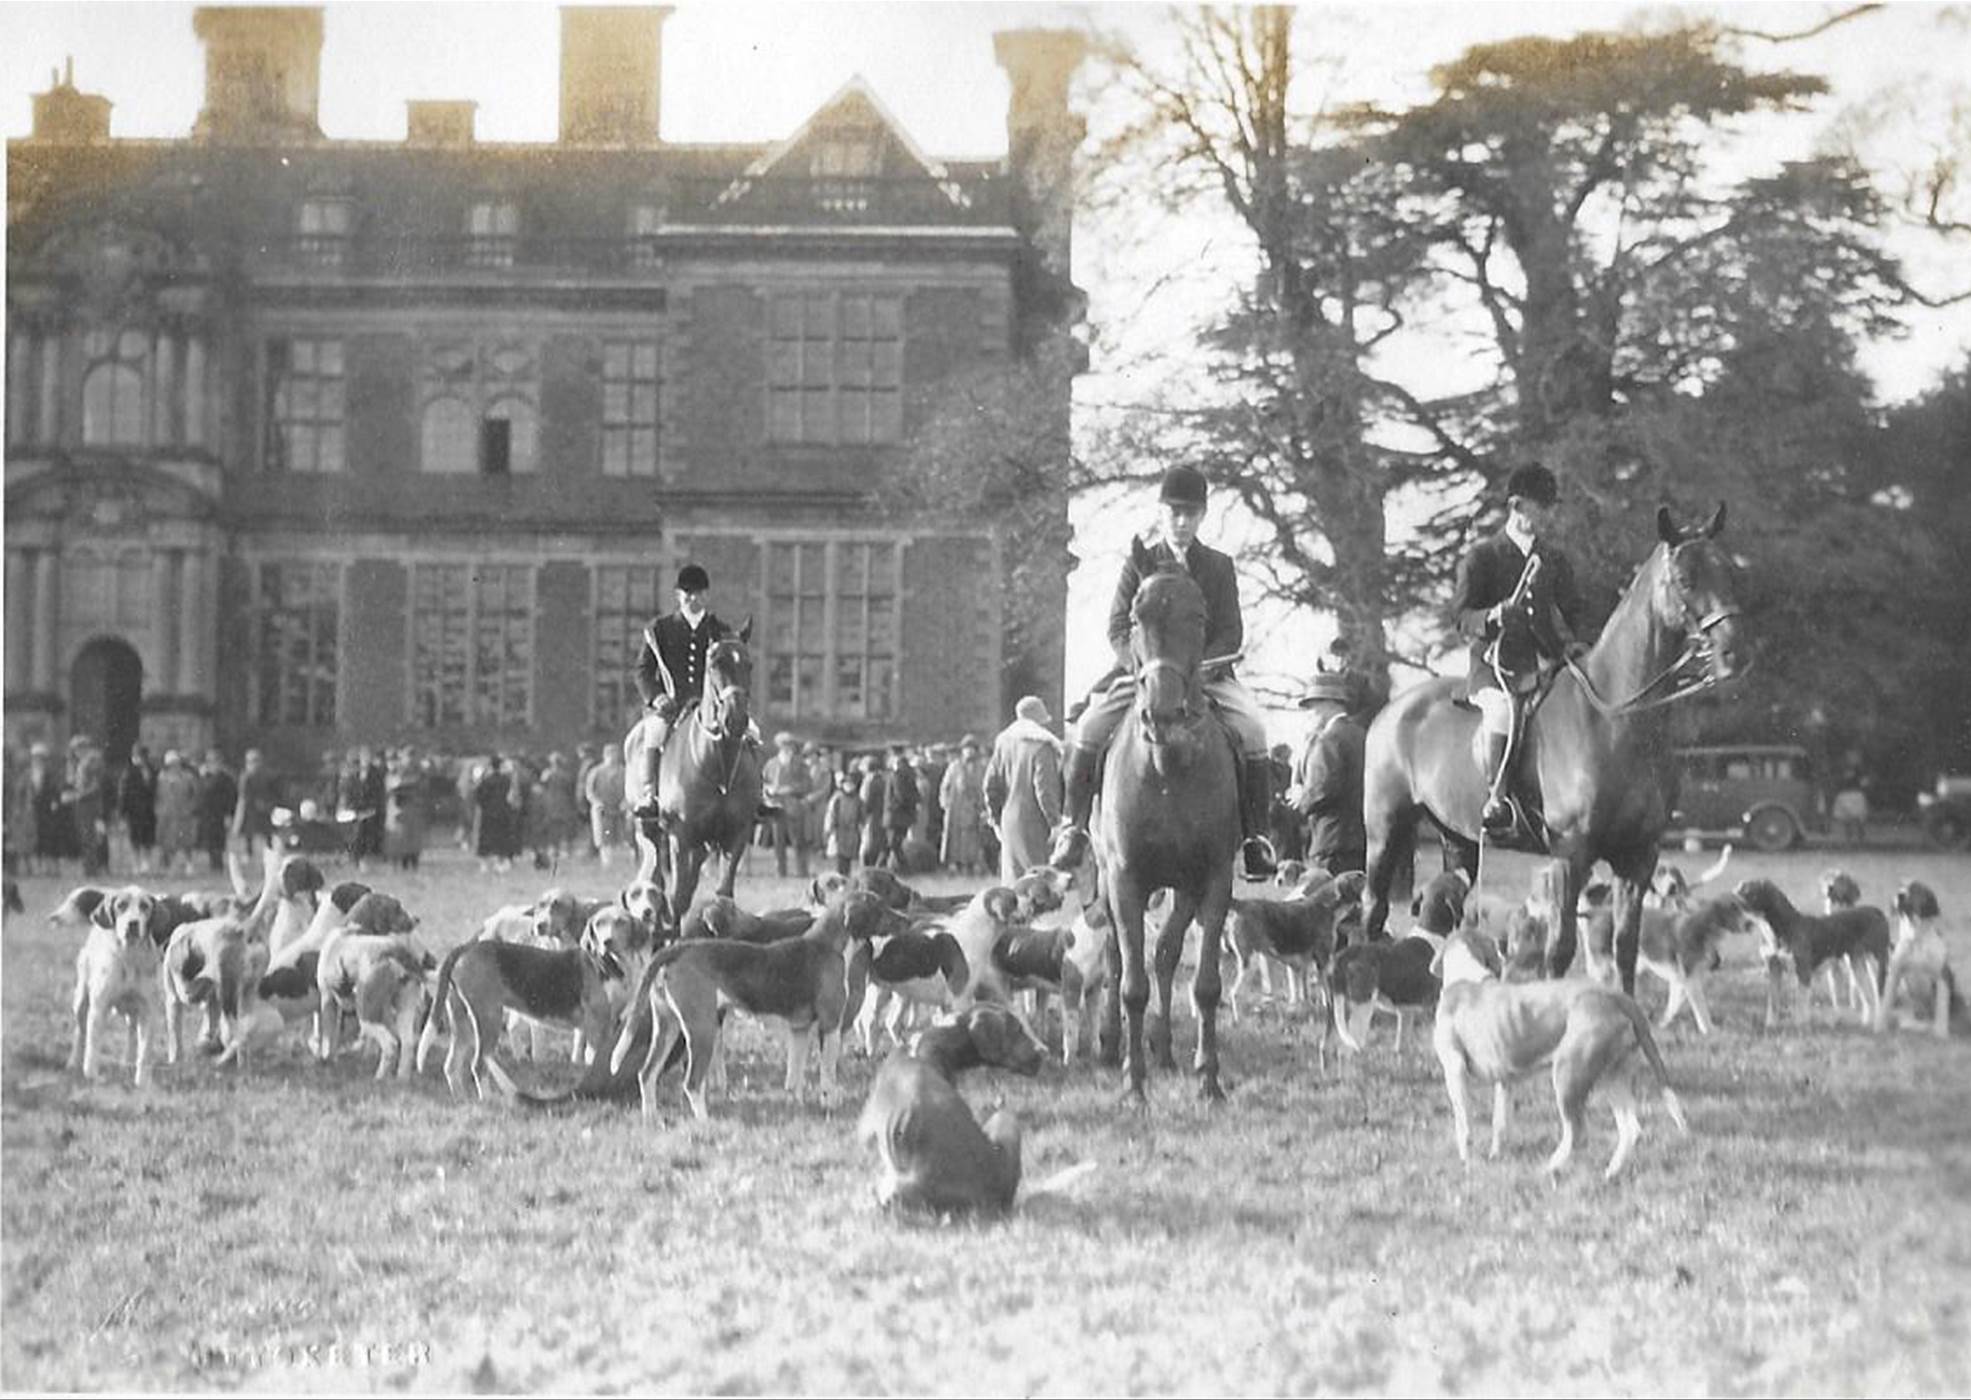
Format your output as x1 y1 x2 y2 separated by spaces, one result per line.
1565 538 1745 718
694 643 753 795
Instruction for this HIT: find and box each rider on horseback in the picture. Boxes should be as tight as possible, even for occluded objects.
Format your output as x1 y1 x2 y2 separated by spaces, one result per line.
630 564 776 822
1451 462 1589 836
1048 465 1281 880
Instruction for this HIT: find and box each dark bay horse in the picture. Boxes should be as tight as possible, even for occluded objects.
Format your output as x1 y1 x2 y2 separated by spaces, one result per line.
1094 543 1242 1102
1362 506 1749 993
627 624 765 925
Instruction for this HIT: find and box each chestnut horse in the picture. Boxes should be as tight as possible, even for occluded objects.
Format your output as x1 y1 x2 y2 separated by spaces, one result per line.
1362 506 1749 992
1094 544 1242 1102
627 625 764 925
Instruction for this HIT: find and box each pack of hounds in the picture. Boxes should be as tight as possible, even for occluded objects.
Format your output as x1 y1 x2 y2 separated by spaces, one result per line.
38 838 1964 1213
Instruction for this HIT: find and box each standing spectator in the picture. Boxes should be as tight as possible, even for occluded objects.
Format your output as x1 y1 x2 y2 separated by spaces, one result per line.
1291 672 1368 878
574 742 603 860
315 749 343 815
1267 743 1304 865
918 743 950 864
18 744 50 875
801 743 829 861
231 748 280 889
196 750 237 877
1831 755 1871 847
473 755 515 873
856 755 888 869
384 748 430 872
31 742 71 875
349 746 387 871
538 752 582 866
939 734 989 876
513 755 547 870
4 744 33 879
824 770 864 877
585 744 628 868
70 735 110 879
762 733 815 878
154 750 200 874
118 744 159 875
984 696 1063 885
883 746 921 872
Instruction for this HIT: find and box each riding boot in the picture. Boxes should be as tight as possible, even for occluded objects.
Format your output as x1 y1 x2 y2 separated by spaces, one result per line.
1048 743 1104 870
1238 757 1280 880
1480 730 1513 834
632 714 669 821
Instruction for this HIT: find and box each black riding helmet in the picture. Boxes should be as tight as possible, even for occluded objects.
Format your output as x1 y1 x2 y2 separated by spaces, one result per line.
1504 462 1558 505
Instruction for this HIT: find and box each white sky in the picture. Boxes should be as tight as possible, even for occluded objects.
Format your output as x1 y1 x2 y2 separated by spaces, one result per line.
6 2 1968 735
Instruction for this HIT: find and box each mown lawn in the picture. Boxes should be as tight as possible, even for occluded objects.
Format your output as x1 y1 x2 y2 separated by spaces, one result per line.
3 845 1967 1395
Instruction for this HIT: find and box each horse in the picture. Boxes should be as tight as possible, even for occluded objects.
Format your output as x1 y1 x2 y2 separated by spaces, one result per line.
1094 539 1242 1103
1362 505 1749 994
624 624 765 926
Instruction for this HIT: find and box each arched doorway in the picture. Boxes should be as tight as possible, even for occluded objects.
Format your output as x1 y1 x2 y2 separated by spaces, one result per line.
70 637 143 767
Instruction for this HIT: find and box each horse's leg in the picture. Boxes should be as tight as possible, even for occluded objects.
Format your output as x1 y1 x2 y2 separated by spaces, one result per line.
716 830 746 901
1364 801 1420 942
1606 848 1656 996
1097 912 1122 1068
1544 855 1590 981
1149 888 1196 1073
1110 869 1151 1103
1191 869 1233 1101
669 835 706 928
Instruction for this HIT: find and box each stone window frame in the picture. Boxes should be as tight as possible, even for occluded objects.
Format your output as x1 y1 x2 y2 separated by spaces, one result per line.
407 559 535 730
250 559 342 727
296 195 352 267
262 335 346 473
759 537 902 722
464 197 519 268
80 328 151 448
418 338 540 476
763 289 905 447
600 339 661 478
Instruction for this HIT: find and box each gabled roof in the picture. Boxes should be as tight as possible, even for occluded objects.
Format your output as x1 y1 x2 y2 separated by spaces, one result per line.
715 77 969 212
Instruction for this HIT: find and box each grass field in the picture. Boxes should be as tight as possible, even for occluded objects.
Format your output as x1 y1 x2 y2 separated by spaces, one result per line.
4 842 1969 1395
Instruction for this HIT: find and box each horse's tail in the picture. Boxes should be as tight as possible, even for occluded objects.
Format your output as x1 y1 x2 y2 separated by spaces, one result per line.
415 943 467 1076
1614 992 1688 1133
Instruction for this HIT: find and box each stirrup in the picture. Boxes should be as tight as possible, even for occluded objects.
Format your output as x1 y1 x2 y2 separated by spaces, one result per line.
756 799 784 820
1240 835 1279 879
1481 794 1515 835
631 798 663 821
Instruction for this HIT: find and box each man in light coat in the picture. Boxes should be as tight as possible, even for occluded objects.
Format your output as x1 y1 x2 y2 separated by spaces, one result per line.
984 696 1063 885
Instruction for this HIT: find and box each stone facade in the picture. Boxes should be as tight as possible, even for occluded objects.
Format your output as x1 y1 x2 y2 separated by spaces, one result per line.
4 8 1085 771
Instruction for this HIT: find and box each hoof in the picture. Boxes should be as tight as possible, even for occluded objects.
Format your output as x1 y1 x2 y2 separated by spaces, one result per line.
1197 1075 1226 1103
1116 1083 1149 1112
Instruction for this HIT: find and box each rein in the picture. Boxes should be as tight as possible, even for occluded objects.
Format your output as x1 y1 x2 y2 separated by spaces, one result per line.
693 677 749 796
1563 570 1744 718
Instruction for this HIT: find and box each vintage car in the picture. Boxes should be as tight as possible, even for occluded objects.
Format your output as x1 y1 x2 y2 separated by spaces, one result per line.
1669 744 1824 852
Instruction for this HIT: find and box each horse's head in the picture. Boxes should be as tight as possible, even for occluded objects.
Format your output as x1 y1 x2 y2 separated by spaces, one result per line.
1653 505 1750 683
1127 543 1208 745
700 619 755 740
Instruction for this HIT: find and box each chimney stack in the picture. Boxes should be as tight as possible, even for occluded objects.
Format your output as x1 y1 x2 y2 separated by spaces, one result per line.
559 6 672 146
29 57 112 144
192 6 324 143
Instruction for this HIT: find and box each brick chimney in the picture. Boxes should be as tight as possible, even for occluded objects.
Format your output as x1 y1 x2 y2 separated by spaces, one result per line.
192 6 324 143
407 100 477 148
29 58 112 144
993 29 1089 355
559 6 672 146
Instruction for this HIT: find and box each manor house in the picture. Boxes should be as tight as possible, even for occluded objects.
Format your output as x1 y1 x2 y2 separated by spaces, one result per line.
5 6 1084 769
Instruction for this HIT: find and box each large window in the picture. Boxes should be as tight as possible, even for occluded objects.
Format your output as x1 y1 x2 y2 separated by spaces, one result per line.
765 292 903 446
593 564 666 727
410 563 534 729
601 340 660 477
763 539 899 721
81 330 150 447
263 337 345 472
251 561 341 726
420 340 538 474
465 199 518 268
297 197 351 266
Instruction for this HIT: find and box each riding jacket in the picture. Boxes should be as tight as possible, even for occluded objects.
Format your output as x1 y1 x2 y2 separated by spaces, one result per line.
636 610 733 711
1450 530 1584 698
1106 535 1243 672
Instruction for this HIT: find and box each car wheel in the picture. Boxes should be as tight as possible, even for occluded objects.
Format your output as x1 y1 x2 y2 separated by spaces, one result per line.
1746 806 1799 853
1928 810 1971 851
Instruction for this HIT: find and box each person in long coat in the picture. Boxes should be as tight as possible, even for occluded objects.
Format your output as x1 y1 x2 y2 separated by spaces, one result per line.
196 751 237 876
472 756 516 872
118 745 159 875
27 743 66 874
938 735 988 876
883 748 920 871
984 696 1063 885
349 747 388 870
856 756 888 869
384 750 430 872
70 737 110 878
1291 672 1368 877
154 750 201 875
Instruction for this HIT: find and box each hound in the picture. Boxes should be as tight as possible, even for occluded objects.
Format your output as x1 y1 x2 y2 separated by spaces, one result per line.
1223 871 1365 1022
1432 928 1689 1180
610 889 904 1119
857 1003 1048 1218
67 886 169 1086
1878 880 1963 1039
1736 878 1889 1029
1583 894 1752 1036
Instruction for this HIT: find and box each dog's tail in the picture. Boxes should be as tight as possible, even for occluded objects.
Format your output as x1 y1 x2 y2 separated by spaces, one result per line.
1023 1159 1099 1200
1614 992 1689 1133
607 942 694 1073
482 1013 684 1111
415 943 469 1076
1691 843 1733 891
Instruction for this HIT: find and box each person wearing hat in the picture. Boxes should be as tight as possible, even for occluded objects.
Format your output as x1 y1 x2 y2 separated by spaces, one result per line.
985 695 1065 884
1291 670 1368 877
1451 461 1589 835
628 563 777 822
1049 464 1281 879
762 731 814 877
939 734 989 876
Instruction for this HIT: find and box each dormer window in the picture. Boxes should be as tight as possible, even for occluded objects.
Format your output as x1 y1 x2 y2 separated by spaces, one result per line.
628 201 665 268
811 137 880 178
297 196 351 266
465 199 518 267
